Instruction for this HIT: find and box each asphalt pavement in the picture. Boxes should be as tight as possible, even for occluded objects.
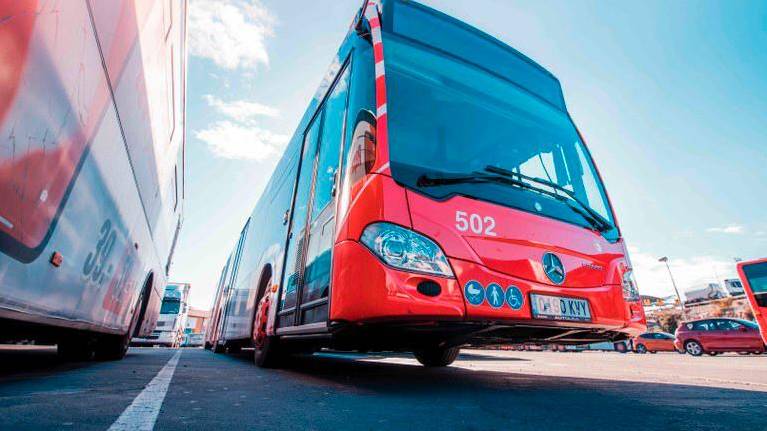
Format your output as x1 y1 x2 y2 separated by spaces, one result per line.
1 346 765 430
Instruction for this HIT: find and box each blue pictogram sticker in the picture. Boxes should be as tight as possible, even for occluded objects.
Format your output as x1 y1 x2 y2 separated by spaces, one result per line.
464 280 485 306
505 285 524 310
486 283 505 308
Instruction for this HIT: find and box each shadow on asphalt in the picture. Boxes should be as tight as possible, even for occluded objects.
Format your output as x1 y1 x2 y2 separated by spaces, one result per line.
0 345 157 381
0 346 96 380
217 348 764 430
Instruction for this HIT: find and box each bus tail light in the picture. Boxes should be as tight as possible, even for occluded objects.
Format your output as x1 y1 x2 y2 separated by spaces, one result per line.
622 269 640 302
360 222 454 278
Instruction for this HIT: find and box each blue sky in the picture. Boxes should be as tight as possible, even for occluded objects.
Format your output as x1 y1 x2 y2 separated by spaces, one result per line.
171 0 767 308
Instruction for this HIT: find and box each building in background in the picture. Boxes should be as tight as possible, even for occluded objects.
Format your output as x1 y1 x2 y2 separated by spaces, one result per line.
182 307 211 347
132 283 191 347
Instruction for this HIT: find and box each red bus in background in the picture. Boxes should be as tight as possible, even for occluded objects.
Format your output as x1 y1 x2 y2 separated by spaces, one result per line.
738 258 767 345
207 0 645 368
0 0 186 360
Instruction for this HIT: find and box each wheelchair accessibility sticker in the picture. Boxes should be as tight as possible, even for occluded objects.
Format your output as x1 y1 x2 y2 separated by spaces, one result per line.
506 285 524 310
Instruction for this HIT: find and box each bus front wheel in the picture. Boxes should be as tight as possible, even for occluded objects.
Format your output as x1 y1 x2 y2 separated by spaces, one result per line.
254 335 282 368
253 295 282 368
414 346 460 367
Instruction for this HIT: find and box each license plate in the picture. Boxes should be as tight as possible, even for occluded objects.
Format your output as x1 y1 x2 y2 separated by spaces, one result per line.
530 294 592 322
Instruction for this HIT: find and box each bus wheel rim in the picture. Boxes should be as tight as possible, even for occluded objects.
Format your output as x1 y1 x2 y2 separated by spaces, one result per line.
254 298 269 349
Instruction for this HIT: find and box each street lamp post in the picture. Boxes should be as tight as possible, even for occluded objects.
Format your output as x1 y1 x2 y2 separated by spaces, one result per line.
658 256 686 317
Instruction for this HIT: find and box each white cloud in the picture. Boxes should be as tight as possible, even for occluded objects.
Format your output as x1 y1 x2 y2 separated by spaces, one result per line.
706 224 745 234
195 121 288 160
628 246 739 300
188 0 275 70
203 95 279 122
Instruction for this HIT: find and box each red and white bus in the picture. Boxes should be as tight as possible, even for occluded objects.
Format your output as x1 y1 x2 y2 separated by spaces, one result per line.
737 258 767 345
0 0 186 360
207 0 645 367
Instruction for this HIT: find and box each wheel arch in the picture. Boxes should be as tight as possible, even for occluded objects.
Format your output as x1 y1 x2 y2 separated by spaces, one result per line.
249 264 274 338
133 271 155 337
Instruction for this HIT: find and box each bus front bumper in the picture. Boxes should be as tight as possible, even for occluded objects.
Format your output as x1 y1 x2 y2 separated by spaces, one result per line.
330 240 645 345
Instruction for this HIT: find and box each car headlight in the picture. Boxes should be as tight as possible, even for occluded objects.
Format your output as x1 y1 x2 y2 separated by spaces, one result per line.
622 269 640 302
360 222 454 277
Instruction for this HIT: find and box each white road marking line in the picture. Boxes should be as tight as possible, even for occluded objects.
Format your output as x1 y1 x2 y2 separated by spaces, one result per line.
108 350 182 431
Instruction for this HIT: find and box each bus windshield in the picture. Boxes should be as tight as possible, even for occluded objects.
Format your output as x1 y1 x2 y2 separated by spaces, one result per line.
743 262 767 293
384 8 618 240
160 299 181 315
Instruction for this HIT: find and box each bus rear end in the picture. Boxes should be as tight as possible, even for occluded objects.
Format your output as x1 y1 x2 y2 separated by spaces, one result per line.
737 258 767 344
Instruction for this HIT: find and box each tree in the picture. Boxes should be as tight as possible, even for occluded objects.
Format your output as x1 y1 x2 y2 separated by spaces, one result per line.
657 309 683 334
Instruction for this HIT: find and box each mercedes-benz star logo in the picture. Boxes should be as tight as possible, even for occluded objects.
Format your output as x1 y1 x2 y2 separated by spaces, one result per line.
542 252 565 284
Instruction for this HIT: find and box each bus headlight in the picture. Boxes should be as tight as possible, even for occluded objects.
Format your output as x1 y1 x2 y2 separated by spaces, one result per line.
622 269 640 302
360 222 454 277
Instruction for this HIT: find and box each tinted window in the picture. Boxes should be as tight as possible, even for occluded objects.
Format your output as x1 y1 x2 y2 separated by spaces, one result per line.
389 0 564 108
311 65 351 219
716 320 743 331
736 319 759 330
160 299 180 315
743 262 767 293
692 320 716 331
385 39 618 239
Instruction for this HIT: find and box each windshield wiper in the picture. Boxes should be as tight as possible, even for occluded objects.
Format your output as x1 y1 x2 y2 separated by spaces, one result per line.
483 165 614 233
417 173 503 187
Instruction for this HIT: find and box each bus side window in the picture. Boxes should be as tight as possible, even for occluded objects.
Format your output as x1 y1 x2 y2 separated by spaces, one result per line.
311 65 351 218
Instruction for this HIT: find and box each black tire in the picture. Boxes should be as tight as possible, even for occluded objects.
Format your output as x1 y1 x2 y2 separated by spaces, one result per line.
254 335 282 368
57 336 94 362
414 346 460 367
614 342 628 353
685 340 704 356
93 332 132 361
94 290 145 361
212 342 226 354
635 344 647 354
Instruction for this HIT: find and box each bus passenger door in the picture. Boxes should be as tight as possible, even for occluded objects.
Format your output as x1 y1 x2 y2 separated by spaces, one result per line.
299 65 351 325
738 259 767 344
278 115 322 328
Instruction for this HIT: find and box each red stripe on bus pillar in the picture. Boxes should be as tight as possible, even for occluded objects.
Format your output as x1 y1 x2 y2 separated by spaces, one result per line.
374 44 384 62
375 77 387 105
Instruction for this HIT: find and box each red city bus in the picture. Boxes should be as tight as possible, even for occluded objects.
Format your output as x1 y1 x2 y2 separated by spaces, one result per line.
0 0 186 360
737 258 767 345
208 0 645 367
